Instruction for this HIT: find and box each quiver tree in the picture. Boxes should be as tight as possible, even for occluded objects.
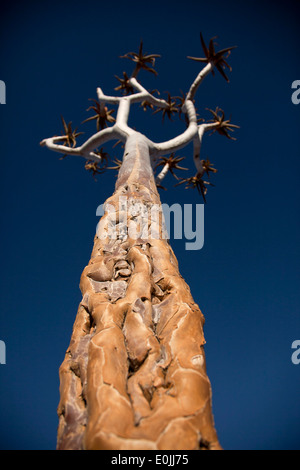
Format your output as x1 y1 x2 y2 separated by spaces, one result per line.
41 34 238 451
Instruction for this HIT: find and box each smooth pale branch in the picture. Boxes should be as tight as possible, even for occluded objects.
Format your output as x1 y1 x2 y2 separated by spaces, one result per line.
41 39 237 188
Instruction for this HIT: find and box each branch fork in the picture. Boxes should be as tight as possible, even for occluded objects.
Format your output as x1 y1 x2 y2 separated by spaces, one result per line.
41 35 238 201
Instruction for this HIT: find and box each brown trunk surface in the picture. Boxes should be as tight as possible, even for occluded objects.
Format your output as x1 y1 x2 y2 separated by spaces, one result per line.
56 134 221 450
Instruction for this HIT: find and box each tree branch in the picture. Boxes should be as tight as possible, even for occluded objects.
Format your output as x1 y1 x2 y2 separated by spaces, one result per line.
40 127 122 162
96 87 121 105
193 122 219 174
128 78 169 109
41 60 233 175
149 96 199 157
186 62 213 102
149 61 214 159
155 163 169 186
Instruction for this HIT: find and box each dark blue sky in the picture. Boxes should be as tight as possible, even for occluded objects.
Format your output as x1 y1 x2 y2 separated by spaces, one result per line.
0 0 299 450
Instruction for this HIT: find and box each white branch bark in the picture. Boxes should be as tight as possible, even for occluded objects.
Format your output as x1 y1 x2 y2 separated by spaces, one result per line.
193 122 219 174
41 62 220 170
128 78 169 109
150 122 198 157
186 62 213 102
149 60 214 159
40 127 122 162
97 87 121 105
155 163 169 185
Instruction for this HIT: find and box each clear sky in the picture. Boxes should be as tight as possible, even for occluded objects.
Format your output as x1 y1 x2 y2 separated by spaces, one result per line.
0 0 299 450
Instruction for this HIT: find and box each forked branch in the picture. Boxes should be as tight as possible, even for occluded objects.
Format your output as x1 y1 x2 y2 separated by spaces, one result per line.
40 34 238 202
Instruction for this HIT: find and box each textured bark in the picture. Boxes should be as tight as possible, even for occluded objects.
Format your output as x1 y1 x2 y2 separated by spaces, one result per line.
57 134 221 450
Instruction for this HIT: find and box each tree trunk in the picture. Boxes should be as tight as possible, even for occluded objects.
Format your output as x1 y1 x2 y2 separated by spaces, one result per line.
56 133 221 450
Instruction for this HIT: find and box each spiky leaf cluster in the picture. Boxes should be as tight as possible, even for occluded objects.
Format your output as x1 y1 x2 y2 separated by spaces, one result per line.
207 107 240 140
176 174 215 203
188 33 236 82
82 100 115 131
120 40 161 78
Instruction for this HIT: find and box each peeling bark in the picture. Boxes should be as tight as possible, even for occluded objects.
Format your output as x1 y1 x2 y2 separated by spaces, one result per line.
57 134 221 450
